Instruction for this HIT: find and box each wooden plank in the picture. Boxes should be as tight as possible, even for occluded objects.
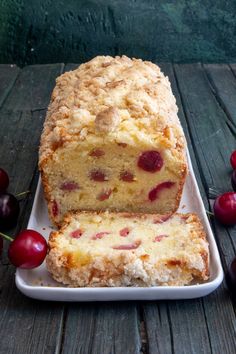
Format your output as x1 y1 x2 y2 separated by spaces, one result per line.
3 64 63 111
61 303 141 354
174 63 236 353
0 65 20 107
174 64 235 193
0 62 141 353
0 64 65 354
143 302 172 354
1 62 235 354
144 300 213 354
0 110 45 194
57 63 141 354
204 64 236 129
229 64 236 80
174 63 236 259
165 63 236 265
0 265 65 354
201 286 236 354
160 63 208 207
0 110 47 265
0 63 63 263
144 63 236 354
142 64 211 354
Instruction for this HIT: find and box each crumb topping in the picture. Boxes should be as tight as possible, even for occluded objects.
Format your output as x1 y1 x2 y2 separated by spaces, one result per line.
39 55 186 165
95 106 120 133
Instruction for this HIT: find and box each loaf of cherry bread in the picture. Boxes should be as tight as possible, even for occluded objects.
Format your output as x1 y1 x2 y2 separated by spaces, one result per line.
39 55 187 226
46 211 209 287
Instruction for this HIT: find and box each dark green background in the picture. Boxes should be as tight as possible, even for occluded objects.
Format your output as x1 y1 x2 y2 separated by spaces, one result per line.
0 0 236 65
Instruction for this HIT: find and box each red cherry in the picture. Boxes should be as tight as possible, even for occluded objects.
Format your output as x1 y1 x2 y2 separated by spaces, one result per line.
213 192 236 225
154 235 168 242
149 182 175 202
89 149 105 157
0 168 9 193
226 257 236 295
112 240 141 250
60 181 79 191
153 214 171 223
119 227 130 237
70 229 83 238
8 229 47 269
97 189 112 201
120 171 134 182
138 151 163 172
90 170 107 182
230 151 236 169
91 231 110 240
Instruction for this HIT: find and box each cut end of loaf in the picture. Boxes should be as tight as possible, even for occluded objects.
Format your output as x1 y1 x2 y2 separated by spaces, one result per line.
46 211 209 287
41 141 187 226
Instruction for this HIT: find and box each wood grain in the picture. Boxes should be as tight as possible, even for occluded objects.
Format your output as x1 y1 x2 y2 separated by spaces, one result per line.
0 65 19 107
3 64 63 110
61 303 141 354
142 63 212 354
204 64 236 126
174 63 236 353
0 265 65 354
0 64 65 354
61 65 141 354
0 63 236 354
160 63 208 207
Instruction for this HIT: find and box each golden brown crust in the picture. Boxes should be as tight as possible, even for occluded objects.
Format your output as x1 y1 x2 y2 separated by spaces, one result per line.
39 55 186 167
172 161 188 214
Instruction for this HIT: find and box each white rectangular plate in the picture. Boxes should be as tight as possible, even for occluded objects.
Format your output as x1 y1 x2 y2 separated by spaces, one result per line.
15 154 223 301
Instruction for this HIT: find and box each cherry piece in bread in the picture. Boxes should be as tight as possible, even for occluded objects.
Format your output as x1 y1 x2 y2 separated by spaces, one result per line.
120 171 134 182
97 189 112 201
138 151 163 172
90 170 107 182
148 182 175 202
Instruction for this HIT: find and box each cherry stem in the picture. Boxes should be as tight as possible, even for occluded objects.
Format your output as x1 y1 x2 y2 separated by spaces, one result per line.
206 210 214 216
0 231 13 242
15 190 30 198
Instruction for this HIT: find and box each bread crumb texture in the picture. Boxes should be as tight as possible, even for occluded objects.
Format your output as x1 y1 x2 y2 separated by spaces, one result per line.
46 211 209 287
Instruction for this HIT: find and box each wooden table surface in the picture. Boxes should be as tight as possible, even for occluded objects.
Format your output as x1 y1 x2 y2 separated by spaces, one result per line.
0 63 236 354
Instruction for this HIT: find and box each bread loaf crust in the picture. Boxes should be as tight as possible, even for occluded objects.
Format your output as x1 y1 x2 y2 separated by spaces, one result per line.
39 55 186 167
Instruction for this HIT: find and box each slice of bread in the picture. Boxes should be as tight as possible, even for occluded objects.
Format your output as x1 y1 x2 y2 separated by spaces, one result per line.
46 211 209 287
